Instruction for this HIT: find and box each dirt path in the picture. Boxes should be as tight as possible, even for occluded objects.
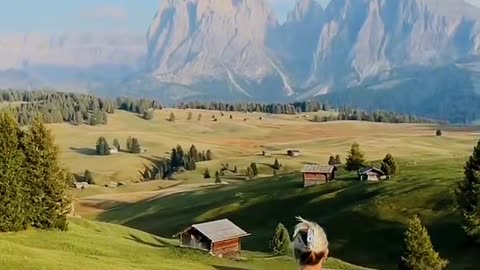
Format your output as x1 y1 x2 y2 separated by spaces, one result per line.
74 183 219 217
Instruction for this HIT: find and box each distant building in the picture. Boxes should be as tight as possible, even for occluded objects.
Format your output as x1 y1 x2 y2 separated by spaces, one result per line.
287 150 301 157
73 182 89 189
109 147 119 154
174 219 250 258
301 164 337 187
359 167 387 182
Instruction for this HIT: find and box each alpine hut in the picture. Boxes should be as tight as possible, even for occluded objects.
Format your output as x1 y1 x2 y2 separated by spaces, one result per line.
301 164 337 187
174 219 250 257
358 167 387 182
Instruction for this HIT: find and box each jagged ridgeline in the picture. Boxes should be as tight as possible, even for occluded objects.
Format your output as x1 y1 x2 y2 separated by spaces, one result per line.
0 90 162 126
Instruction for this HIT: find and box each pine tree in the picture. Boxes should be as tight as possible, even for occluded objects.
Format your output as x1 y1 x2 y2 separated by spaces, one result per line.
189 145 198 162
381 162 392 177
206 150 213 160
270 223 291 255
95 137 110 156
383 154 398 175
74 111 83 125
204 168 211 179
246 167 254 179
215 171 222 184
126 136 133 152
187 112 193 120
130 138 141 154
21 119 71 230
169 112 175 122
328 155 336 165
233 165 238 173
436 129 442 136
346 143 366 171
84 170 95 185
335 154 342 165
455 140 480 243
198 113 202 121
399 215 448 270
0 112 28 232
250 163 259 176
273 158 281 170
113 138 120 151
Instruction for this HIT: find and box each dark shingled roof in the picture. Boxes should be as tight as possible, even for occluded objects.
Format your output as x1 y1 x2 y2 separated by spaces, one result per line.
177 219 250 243
301 164 335 174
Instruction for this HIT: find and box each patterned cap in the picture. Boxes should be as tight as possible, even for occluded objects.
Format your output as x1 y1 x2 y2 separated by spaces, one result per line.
292 217 329 254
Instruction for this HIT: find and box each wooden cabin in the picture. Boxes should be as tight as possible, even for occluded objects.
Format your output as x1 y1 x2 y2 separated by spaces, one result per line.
175 219 250 258
301 164 337 187
359 167 387 182
287 150 301 157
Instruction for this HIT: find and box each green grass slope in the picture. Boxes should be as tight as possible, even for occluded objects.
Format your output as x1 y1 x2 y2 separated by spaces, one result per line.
97 158 480 270
0 219 364 270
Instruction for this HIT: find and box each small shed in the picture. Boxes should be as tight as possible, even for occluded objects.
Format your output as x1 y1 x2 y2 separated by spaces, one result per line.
359 167 387 182
175 219 250 257
301 164 337 187
73 182 89 189
287 150 301 157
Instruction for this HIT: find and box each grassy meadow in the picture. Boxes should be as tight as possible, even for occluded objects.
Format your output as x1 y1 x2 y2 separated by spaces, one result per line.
3 108 480 269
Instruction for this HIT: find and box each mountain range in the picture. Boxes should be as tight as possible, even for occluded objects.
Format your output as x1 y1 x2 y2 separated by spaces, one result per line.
1 0 480 122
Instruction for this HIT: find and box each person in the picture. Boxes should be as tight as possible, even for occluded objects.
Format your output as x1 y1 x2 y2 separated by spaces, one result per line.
292 217 329 270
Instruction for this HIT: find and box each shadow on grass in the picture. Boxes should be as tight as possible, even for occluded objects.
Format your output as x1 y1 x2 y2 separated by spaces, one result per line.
69 147 97 156
212 266 249 270
127 233 169 249
97 168 478 270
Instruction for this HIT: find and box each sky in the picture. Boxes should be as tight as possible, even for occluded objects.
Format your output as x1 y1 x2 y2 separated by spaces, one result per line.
0 0 478 33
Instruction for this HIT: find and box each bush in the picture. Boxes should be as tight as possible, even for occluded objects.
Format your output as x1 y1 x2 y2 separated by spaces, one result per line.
270 223 291 255
436 129 442 136
382 154 398 175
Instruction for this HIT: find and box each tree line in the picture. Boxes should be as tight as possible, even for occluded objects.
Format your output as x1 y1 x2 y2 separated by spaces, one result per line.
0 113 71 232
176 100 433 124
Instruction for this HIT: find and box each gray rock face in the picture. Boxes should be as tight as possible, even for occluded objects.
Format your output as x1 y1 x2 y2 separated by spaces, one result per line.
146 0 480 98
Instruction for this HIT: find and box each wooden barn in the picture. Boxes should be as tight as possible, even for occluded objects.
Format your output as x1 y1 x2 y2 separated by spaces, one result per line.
287 150 301 157
301 164 337 187
359 167 387 181
175 219 250 257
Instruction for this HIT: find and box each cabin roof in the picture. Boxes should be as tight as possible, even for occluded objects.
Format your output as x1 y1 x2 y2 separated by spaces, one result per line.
301 164 335 174
359 167 385 175
176 219 250 243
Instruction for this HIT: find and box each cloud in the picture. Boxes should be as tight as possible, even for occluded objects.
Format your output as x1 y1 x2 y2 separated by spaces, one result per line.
84 6 128 21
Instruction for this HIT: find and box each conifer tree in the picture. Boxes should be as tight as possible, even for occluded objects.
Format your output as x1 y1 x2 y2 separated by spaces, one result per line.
95 137 110 155
198 113 202 121
0 113 28 232
381 162 392 177
346 143 366 171
399 215 448 270
215 171 221 184
246 167 254 179
74 111 83 125
190 145 199 162
383 154 398 175
456 140 480 243
436 129 442 136
187 112 193 120
126 136 133 152
206 149 213 160
335 154 342 165
113 138 120 151
22 119 71 230
84 170 95 185
273 158 281 170
130 138 141 154
328 156 336 165
169 112 175 122
233 165 238 173
204 168 211 179
270 223 291 255
250 163 259 176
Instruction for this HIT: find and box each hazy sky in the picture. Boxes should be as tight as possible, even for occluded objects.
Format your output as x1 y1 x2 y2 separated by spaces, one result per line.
0 0 478 33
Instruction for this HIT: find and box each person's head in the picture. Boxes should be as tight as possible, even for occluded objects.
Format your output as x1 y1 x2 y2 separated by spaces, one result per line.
292 217 329 269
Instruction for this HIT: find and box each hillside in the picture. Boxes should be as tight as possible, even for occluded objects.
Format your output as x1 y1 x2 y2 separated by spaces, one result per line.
94 158 479 270
0 218 366 270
